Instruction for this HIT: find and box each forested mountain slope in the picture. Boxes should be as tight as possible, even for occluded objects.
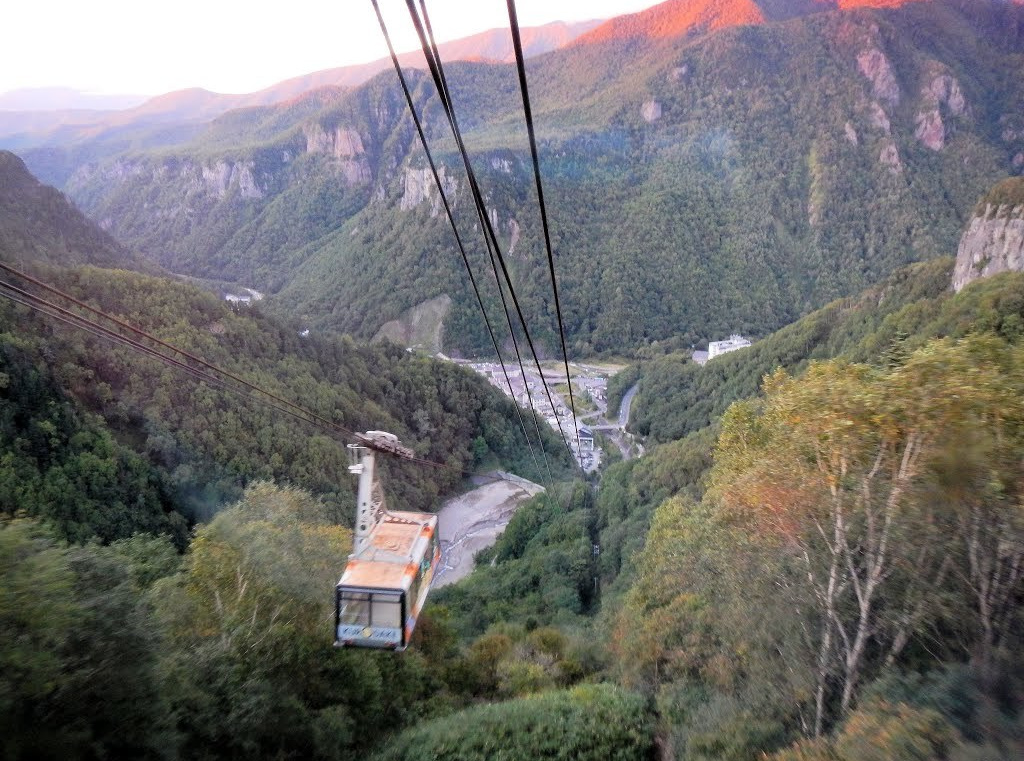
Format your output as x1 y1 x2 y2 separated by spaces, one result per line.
0 161 570 543
1 140 599 761
378 230 1024 758
583 181 1024 757
599 175 1024 626
626 174 1024 444
40 0 1024 356
0 150 149 270
1 268 571 536
4 115 1024 760
595 252 1024 605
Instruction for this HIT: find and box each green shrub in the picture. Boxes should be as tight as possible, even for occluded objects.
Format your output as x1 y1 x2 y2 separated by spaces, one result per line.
371 684 654 761
833 701 957 761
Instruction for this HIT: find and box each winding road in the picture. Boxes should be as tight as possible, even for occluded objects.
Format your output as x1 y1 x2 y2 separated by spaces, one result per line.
618 383 639 428
589 382 640 460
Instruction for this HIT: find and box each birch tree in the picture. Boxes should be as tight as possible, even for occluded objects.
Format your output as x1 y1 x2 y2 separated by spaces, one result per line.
710 335 1024 734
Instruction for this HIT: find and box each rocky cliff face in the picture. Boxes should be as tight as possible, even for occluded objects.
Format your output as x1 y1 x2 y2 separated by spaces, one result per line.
69 156 267 204
953 194 1024 292
302 124 372 185
400 165 458 215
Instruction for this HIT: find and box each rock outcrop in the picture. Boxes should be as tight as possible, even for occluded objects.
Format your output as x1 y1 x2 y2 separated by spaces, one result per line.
922 73 966 116
642 100 663 122
69 157 266 201
952 179 1024 292
913 71 967 151
915 110 946 151
867 100 891 134
196 160 263 200
879 140 902 173
302 124 371 185
857 48 901 106
400 165 458 215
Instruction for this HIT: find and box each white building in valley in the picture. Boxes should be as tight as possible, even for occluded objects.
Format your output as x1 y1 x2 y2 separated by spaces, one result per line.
708 334 752 359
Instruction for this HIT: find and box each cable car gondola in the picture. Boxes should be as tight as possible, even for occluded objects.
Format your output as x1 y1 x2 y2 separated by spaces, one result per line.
335 432 439 651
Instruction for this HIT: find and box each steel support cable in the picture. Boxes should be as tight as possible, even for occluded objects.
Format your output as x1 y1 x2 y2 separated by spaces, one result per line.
3 285 510 493
0 261 363 440
0 290 350 456
0 279 223 388
2 281 495 484
413 0 573 468
0 280 512 484
477 220 555 486
0 279 342 436
470 205 555 486
0 269 515 485
506 0 582 458
2 264 517 479
404 0 555 483
0 285 229 391
369 0 544 482
397 0 558 486
405 0 576 466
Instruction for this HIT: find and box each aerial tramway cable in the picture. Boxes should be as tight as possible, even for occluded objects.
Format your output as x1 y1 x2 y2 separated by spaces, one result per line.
0 274 360 437
411 0 574 468
403 0 558 485
0 281 237 393
0 261 359 440
403 0 578 466
369 0 545 482
0 265 512 483
505 0 583 457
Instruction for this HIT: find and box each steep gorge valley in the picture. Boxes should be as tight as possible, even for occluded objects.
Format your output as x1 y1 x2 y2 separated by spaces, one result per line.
3 1 1024 759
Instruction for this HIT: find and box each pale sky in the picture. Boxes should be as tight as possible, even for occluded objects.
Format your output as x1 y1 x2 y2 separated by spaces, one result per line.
2 0 660 97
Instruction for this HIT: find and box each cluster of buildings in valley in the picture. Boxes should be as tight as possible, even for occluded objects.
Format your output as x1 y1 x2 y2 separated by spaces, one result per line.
461 361 608 472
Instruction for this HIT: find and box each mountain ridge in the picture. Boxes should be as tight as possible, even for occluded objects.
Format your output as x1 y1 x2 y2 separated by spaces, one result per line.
0 20 601 145
0 87 148 111
18 0 1024 357
577 0 768 43
572 0 939 45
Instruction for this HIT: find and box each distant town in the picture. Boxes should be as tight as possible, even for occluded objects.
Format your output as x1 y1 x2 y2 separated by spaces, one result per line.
453 360 619 472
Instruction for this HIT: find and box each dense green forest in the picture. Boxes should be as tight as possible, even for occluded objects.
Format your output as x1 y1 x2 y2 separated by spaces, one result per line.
0 265 572 537
0 158 594 757
616 333 1024 759
1 149 571 538
20 0 1023 357
588 275 1024 759
5 204 1024 759
0 151 150 271
628 258 1024 443
3 2 1024 759
611 256 1024 620
7 331 1022 760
